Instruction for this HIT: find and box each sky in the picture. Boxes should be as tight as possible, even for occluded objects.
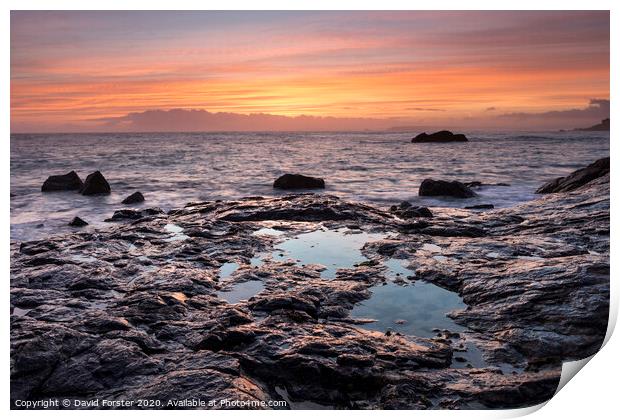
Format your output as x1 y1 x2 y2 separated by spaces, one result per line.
10 11 610 132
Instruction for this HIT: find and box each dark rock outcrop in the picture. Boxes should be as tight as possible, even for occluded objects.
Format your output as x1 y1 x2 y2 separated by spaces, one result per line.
122 192 145 205
574 118 609 132
419 179 476 198
216 194 391 223
80 171 111 195
536 157 609 194
68 217 88 227
412 131 468 143
41 171 83 192
273 174 325 189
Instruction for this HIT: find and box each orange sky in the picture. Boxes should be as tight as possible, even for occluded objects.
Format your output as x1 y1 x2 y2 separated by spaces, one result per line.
10 11 610 132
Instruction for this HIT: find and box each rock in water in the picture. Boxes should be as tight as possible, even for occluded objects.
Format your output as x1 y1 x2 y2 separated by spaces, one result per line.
465 204 494 210
536 157 610 193
41 171 83 192
389 201 433 218
105 208 164 221
80 171 111 195
68 217 88 227
122 192 145 204
273 174 325 189
411 130 468 143
419 179 476 198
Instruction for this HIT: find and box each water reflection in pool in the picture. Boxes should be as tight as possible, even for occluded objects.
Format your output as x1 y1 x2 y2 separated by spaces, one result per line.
351 259 465 338
163 223 190 242
217 280 265 304
219 262 240 279
350 259 513 370
271 228 385 278
217 261 265 303
253 227 285 237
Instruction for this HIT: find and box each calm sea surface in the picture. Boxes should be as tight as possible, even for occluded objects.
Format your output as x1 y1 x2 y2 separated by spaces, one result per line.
10 131 609 241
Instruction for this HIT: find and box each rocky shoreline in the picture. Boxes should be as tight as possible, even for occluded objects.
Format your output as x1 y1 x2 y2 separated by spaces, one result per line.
11 165 609 409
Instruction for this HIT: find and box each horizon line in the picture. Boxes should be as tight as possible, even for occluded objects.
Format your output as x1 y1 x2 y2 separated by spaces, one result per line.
10 128 588 136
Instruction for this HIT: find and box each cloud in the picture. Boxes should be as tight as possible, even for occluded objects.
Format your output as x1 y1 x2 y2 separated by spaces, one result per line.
405 107 446 112
96 108 395 132
61 99 610 132
12 98 610 133
11 11 609 131
496 99 609 129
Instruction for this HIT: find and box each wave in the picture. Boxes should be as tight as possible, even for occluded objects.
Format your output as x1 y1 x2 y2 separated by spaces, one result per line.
509 135 556 141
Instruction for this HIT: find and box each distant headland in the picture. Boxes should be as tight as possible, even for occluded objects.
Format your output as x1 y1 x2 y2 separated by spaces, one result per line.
572 118 610 132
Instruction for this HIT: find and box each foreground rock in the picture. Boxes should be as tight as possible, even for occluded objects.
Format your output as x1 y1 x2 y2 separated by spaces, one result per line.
419 179 476 198
122 192 145 205
274 174 325 189
11 166 609 409
536 157 609 194
412 131 468 143
80 171 111 195
41 171 83 192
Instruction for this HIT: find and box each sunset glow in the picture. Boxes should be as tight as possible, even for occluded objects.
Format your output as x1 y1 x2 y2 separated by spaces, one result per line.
11 11 610 132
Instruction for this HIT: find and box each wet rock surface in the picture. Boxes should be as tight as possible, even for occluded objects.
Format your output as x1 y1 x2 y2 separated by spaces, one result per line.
536 157 609 194
419 179 477 198
11 173 609 409
411 131 468 143
273 174 325 190
41 171 84 192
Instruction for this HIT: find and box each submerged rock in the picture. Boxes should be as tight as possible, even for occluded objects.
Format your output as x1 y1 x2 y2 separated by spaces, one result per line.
412 131 468 143
41 171 83 192
419 179 476 198
68 216 88 227
465 181 510 188
122 191 145 204
465 204 494 210
536 157 609 194
273 174 325 189
80 171 111 195
105 207 164 221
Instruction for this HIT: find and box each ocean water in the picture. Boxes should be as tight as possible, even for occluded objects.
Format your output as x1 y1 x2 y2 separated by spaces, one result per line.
10 131 609 241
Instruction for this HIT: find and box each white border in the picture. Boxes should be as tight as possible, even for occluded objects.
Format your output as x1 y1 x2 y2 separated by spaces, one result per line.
2 2 616 420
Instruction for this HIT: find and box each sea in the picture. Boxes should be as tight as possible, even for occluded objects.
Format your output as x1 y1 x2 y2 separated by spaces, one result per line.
10 131 610 242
